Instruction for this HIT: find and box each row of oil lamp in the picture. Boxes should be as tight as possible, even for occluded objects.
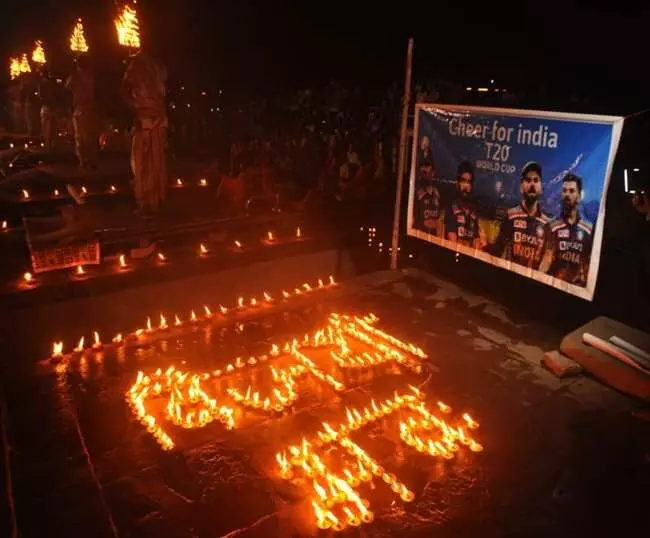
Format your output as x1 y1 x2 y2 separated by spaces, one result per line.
125 312 427 451
275 385 482 531
123 313 483 532
21 227 305 287
16 177 217 203
50 275 336 361
361 225 415 259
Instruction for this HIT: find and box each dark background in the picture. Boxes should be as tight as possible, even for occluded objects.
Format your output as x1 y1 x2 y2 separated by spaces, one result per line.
1 0 648 112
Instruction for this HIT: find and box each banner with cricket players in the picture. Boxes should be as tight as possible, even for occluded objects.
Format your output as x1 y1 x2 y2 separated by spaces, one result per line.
407 104 623 300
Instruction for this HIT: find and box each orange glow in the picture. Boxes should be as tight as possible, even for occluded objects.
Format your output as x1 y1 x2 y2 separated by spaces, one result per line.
199 178 207 186
115 4 141 49
176 178 183 186
1 221 7 230
267 231 275 242
81 186 87 195
109 185 117 193
18 54 31 74
53 189 60 197
70 18 89 53
75 265 85 276
31 40 46 65
199 243 208 256
157 252 166 262
22 189 30 200
9 57 20 80
296 226 302 238
234 240 242 249
51 342 63 358
23 272 33 283
118 254 127 268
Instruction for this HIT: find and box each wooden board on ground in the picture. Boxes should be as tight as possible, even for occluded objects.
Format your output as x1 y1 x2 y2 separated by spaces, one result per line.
560 316 650 401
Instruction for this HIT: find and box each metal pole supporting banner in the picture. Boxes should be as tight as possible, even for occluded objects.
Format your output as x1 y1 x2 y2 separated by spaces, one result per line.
390 38 414 270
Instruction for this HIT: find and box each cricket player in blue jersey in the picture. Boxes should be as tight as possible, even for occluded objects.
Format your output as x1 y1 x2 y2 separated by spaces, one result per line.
444 161 483 248
539 173 593 285
414 160 441 235
491 161 552 270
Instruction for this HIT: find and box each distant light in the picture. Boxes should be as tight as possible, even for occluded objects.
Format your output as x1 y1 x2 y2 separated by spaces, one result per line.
465 87 472 91
633 168 640 172
186 103 191 108
624 169 629 192
477 87 489 92
490 79 494 84
201 91 207 96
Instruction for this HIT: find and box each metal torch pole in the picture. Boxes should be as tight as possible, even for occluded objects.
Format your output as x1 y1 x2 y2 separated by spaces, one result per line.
390 38 414 270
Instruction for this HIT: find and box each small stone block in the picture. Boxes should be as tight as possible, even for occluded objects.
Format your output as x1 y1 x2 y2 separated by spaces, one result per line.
543 350 584 378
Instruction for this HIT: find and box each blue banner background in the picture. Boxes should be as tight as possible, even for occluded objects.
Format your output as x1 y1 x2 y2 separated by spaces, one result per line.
417 108 614 222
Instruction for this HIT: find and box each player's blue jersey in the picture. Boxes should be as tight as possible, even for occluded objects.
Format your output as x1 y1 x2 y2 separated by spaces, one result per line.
494 203 552 270
547 215 593 286
444 201 479 247
414 186 441 233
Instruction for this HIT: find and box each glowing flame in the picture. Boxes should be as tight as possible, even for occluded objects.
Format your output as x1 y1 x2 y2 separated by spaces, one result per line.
69 18 89 53
264 292 272 302
75 265 85 276
176 178 183 186
157 252 166 262
199 178 207 186
115 4 141 49
74 336 85 352
22 189 30 200
118 254 127 268
93 331 102 349
23 272 33 283
19 54 31 74
267 231 275 242
159 314 168 330
203 305 212 317
219 305 228 315
237 297 244 308
1 221 7 230
9 57 21 80
234 240 242 249
31 40 46 65
81 186 87 195
174 315 182 326
53 189 60 197
112 333 123 344
199 244 208 256
296 226 302 238
51 342 63 358
109 185 117 193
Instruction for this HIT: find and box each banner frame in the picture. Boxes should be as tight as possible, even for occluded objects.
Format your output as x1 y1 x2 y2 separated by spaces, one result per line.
406 103 624 301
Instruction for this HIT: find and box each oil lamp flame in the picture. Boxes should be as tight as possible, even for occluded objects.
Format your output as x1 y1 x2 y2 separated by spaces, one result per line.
267 231 275 242
76 265 85 275
157 252 166 262
70 19 89 53
22 189 30 200
296 226 302 238
199 178 207 186
31 40 46 64
52 342 63 358
118 254 127 268
23 272 33 283
234 240 242 248
18 54 31 74
9 57 21 80
115 4 141 49
199 244 208 255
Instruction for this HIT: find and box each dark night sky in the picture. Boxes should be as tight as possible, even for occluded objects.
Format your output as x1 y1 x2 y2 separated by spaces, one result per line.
1 0 648 111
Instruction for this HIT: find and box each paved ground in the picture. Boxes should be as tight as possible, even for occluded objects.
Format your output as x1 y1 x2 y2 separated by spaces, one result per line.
1 267 648 538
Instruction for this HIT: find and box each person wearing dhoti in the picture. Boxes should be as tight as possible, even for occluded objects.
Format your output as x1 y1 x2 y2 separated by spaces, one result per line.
39 69 57 149
65 57 98 168
122 51 168 216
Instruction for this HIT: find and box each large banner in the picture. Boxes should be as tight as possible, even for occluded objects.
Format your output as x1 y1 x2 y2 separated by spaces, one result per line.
407 104 623 300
